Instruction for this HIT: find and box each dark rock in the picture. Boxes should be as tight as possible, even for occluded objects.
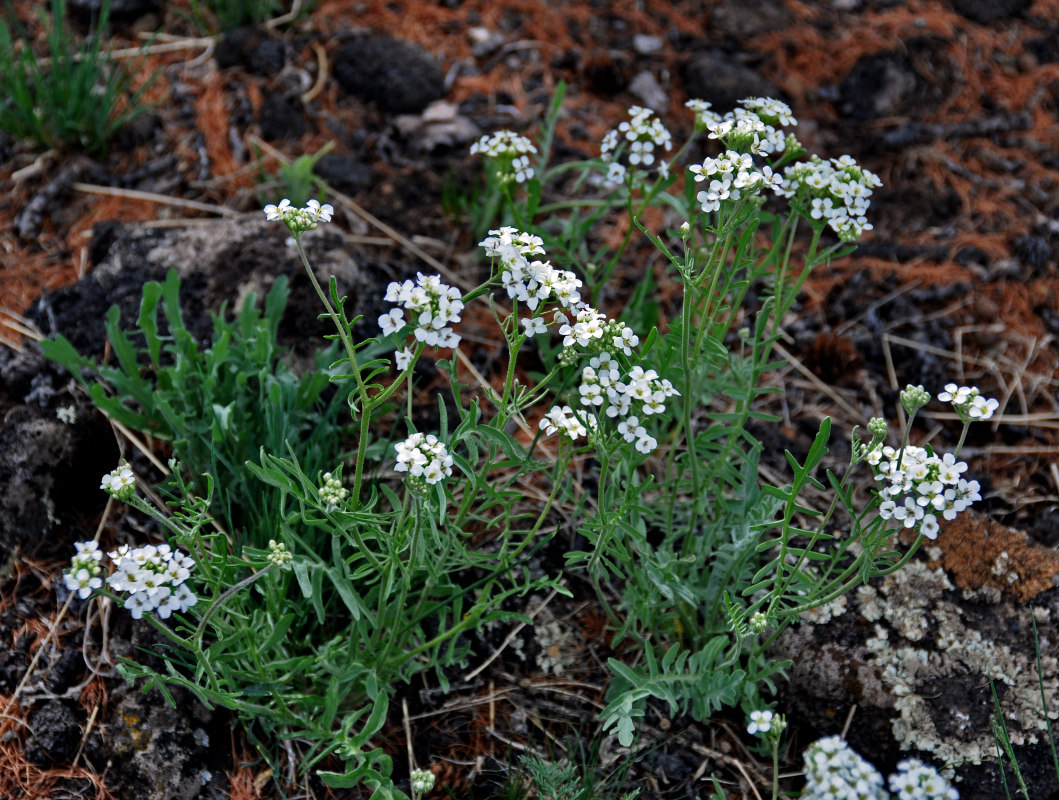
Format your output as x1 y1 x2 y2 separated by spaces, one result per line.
30 214 378 364
955 245 991 267
333 35 445 114
47 646 86 694
312 153 373 195
837 40 958 121
0 131 14 165
949 0 1031 24
215 26 285 75
258 93 307 141
682 50 779 111
581 48 632 95
1013 234 1052 270
837 52 917 121
1025 35 1059 64
24 701 82 764
110 111 163 152
0 407 113 566
710 0 791 39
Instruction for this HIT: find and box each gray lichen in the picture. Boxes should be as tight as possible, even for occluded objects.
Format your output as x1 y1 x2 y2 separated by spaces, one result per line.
775 557 1059 779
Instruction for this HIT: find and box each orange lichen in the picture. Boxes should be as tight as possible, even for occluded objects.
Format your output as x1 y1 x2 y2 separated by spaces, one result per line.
930 511 1059 602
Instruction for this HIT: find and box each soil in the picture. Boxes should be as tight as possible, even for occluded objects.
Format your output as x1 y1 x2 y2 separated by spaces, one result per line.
2 1 1059 799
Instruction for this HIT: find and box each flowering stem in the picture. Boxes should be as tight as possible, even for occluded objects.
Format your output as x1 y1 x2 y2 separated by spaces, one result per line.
587 448 613 576
771 739 780 800
293 237 373 506
954 421 971 458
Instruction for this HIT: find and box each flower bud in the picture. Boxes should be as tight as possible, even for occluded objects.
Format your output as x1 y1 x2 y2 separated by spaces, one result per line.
899 384 931 416
411 768 436 794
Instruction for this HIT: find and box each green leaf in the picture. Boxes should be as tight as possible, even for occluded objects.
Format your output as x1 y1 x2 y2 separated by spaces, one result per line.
137 280 165 365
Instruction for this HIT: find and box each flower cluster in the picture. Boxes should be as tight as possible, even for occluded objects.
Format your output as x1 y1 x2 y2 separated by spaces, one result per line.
601 105 672 170
479 227 583 313
777 154 881 241
64 541 105 599
578 356 680 454
539 405 595 441
687 97 794 157
802 737 957 800
889 759 959 800
263 198 333 234
868 444 980 539
521 295 679 454
410 768 436 794
689 149 784 213
470 130 537 184
100 462 136 501
558 308 637 353
107 543 198 619
802 736 888 800
900 383 932 416
266 539 293 568
318 471 348 511
379 273 464 349
394 432 454 485
938 383 999 422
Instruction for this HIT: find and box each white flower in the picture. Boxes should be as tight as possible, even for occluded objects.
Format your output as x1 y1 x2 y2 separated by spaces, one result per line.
304 198 334 223
393 432 453 485
395 347 413 371
379 308 406 337
100 463 136 501
263 198 333 233
617 416 641 443
539 405 592 441
410 768 436 794
634 433 658 454
747 709 774 735
470 131 537 184
379 274 463 349
63 567 103 599
263 198 290 221
125 591 153 620
521 316 548 338
173 582 198 612
603 161 627 186
889 758 959 800
602 106 672 172
152 587 181 619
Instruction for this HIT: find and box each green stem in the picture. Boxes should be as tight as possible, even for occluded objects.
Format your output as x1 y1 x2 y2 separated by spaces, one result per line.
293 236 373 506
771 738 780 800
587 447 613 575
193 564 275 646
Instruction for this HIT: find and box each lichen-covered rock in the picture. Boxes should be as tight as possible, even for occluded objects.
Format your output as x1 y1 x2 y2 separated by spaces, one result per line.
101 685 217 800
772 514 1059 800
28 214 376 363
0 406 114 567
